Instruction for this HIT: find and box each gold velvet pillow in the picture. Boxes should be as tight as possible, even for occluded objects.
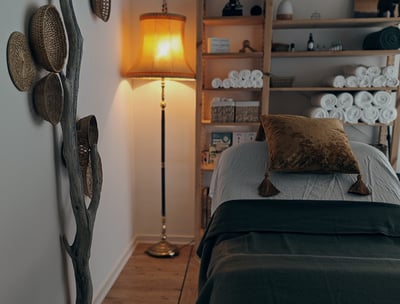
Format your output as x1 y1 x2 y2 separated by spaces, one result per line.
258 114 370 197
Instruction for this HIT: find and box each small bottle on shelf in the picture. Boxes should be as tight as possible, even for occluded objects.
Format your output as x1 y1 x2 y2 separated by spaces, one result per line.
307 33 314 51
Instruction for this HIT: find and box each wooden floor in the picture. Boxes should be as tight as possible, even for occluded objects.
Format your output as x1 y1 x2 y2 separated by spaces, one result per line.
102 243 200 304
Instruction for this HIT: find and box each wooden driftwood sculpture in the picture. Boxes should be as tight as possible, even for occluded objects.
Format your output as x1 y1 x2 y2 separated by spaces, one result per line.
59 1 103 303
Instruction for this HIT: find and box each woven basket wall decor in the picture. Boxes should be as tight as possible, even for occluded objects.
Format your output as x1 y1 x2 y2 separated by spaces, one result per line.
7 31 36 92
33 72 64 125
29 5 67 72
91 0 111 22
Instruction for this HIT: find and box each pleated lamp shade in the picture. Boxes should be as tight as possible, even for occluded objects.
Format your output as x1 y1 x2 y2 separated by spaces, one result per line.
127 12 195 79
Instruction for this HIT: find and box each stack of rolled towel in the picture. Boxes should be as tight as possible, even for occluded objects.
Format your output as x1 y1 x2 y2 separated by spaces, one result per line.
211 69 263 89
326 65 399 89
306 91 397 125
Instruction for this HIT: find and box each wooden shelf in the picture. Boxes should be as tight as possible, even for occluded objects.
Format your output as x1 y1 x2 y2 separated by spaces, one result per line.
272 50 400 58
273 17 400 29
203 52 264 59
201 120 260 126
270 86 397 92
204 16 264 26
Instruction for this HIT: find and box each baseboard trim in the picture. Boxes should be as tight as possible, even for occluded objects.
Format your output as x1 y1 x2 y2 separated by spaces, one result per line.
93 236 137 304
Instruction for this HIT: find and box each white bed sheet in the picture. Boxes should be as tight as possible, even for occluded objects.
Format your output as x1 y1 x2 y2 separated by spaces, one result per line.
209 141 400 214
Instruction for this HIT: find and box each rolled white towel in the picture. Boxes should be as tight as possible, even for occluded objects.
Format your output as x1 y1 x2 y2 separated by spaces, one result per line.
386 77 400 87
228 70 240 81
360 106 379 125
382 65 396 78
343 65 367 78
367 65 381 77
354 91 374 109
326 75 346 88
336 92 354 109
222 78 231 89
328 108 345 121
211 77 223 88
251 69 263 80
373 91 392 108
239 69 251 81
253 78 263 88
311 93 337 110
372 75 387 87
344 106 362 124
345 76 359 88
379 107 398 124
305 107 329 118
358 76 372 88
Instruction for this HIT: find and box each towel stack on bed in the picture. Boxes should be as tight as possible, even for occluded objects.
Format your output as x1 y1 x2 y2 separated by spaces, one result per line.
306 90 397 125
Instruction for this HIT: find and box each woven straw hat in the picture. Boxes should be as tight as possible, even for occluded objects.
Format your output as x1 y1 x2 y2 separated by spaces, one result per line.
33 73 64 125
7 31 36 91
29 5 67 72
91 0 111 22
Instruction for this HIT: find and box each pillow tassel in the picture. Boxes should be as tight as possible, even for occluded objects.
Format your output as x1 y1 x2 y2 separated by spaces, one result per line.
348 174 371 195
258 173 280 197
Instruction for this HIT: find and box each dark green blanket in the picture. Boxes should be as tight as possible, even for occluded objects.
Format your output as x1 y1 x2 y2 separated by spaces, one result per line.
197 199 400 304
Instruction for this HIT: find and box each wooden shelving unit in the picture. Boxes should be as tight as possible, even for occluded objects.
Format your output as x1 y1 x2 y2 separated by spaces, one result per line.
195 0 400 239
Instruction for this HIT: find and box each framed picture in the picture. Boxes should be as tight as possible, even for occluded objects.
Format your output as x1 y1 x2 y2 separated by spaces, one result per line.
353 0 399 18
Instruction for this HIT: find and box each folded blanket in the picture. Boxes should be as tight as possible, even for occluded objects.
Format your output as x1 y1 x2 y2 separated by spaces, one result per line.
311 93 337 110
363 26 400 50
305 107 329 118
345 75 359 88
345 106 363 123
327 75 346 88
354 91 374 108
373 91 392 108
361 106 379 125
379 107 398 124
337 92 354 109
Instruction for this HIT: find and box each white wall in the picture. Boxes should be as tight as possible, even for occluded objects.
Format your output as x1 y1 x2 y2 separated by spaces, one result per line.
0 0 137 303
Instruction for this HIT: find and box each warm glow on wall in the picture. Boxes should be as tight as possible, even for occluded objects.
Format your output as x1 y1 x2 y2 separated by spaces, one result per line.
127 13 194 79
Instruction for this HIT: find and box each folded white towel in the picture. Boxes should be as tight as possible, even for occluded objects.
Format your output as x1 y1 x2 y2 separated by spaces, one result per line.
382 65 396 78
311 93 337 110
344 106 362 124
386 77 400 87
343 65 367 78
358 76 372 88
361 106 379 125
372 75 387 87
305 107 329 118
211 77 223 88
345 76 359 88
373 91 392 108
367 65 381 77
336 92 354 109
354 91 374 109
327 75 346 88
328 108 345 121
379 107 398 124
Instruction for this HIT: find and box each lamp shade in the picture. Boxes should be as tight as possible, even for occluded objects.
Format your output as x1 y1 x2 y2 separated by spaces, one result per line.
127 13 195 79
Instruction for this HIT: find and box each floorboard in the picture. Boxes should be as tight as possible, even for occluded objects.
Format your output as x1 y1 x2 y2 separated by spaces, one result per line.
102 242 199 304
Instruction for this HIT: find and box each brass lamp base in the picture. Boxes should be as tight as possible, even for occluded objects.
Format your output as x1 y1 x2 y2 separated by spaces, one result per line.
146 240 179 258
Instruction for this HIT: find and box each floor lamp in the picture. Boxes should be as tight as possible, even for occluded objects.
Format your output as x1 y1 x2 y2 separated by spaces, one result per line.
127 0 195 258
